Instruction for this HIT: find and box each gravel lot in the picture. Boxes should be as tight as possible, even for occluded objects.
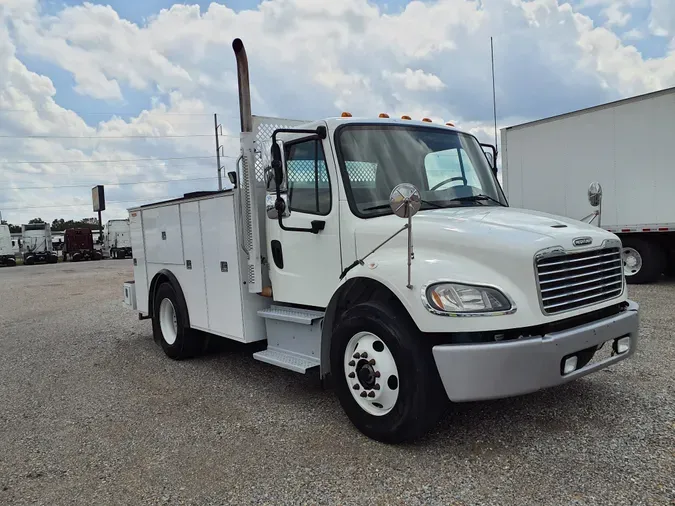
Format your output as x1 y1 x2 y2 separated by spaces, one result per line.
0 260 673 505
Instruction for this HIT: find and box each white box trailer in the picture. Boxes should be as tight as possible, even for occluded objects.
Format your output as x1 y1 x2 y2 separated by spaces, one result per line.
501 86 675 284
123 38 640 444
105 219 132 259
21 223 57 265
0 224 16 267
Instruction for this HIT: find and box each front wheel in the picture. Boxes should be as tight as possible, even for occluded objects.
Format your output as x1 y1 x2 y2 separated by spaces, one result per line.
330 300 447 443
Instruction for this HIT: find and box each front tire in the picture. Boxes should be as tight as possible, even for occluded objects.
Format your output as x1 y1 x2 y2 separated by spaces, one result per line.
152 282 201 360
330 300 447 443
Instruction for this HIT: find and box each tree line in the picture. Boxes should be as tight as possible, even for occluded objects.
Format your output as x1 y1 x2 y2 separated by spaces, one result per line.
1 217 101 233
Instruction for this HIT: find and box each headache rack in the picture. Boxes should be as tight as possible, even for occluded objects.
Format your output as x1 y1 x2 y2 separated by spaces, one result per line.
535 242 624 315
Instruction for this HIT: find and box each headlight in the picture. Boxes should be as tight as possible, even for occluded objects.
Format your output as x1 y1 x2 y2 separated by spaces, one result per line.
424 282 513 315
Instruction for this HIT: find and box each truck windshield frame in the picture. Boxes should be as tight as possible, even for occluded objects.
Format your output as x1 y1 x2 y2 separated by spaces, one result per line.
334 123 507 219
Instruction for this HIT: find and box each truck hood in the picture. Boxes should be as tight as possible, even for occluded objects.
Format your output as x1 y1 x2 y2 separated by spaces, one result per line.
353 206 617 260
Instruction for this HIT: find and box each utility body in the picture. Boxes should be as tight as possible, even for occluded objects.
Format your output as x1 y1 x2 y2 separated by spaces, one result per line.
123 39 640 443
105 219 132 259
0 224 16 267
62 228 103 262
22 223 57 265
501 86 675 284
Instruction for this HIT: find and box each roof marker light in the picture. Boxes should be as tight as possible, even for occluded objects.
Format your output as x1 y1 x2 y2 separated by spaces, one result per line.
422 118 432 122
445 122 455 127
401 115 411 120
379 113 389 118
341 112 352 117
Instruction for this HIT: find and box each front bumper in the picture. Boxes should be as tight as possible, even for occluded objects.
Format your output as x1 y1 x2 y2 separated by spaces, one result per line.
432 300 639 402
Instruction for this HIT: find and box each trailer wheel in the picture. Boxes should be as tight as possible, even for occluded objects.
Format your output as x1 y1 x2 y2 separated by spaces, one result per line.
152 282 200 360
330 300 446 443
25 256 34 266
622 237 665 284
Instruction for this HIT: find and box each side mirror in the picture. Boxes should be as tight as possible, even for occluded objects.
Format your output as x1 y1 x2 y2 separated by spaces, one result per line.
266 193 290 219
389 183 421 218
271 142 283 189
588 182 602 207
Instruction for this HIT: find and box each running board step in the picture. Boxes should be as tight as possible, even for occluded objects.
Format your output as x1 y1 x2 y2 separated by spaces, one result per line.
257 305 325 325
252 349 320 373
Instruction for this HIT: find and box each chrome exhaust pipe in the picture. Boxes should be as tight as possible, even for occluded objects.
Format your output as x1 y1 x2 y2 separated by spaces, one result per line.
232 38 253 133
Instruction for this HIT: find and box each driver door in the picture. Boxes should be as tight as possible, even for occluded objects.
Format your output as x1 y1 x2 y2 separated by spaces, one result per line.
265 128 342 307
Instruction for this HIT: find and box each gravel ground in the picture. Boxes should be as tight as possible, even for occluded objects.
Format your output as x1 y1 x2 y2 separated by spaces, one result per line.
0 260 673 505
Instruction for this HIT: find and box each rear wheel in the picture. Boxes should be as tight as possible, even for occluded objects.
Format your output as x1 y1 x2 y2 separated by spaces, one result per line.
330 300 447 443
622 237 665 284
152 282 202 360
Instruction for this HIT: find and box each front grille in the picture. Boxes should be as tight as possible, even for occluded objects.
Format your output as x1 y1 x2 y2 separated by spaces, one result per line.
536 246 623 314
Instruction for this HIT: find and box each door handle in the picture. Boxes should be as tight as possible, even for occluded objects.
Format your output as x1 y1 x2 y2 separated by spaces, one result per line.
310 220 325 234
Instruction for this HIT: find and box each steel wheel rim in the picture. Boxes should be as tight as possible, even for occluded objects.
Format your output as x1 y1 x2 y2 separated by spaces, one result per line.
623 247 642 277
344 332 399 416
159 298 178 345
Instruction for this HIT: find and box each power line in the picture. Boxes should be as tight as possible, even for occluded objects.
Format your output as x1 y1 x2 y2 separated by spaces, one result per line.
0 164 217 178
0 109 214 116
0 196 184 211
3 176 217 190
0 155 220 165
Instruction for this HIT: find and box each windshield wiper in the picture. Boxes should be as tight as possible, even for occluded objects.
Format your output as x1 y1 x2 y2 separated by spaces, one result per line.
449 194 506 207
363 199 446 212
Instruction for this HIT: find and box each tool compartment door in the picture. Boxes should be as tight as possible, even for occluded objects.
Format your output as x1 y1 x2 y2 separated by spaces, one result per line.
129 210 148 313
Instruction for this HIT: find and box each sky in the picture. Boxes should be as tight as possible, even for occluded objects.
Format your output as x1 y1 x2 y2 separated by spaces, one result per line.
0 0 674 224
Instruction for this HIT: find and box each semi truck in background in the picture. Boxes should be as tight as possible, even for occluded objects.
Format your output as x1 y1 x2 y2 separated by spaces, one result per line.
105 219 132 259
501 86 675 284
121 38 639 443
0 224 16 267
22 223 57 265
62 228 103 262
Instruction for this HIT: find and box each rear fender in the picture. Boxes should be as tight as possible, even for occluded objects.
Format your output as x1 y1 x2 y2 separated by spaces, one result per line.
148 269 191 328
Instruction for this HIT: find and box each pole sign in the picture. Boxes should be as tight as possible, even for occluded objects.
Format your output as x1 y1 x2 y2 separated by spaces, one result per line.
92 185 106 212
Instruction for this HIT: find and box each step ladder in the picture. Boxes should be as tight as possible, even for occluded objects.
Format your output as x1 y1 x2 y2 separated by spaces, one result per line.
253 305 325 373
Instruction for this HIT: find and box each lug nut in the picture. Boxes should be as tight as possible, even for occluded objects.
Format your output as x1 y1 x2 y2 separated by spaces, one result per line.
348 372 355 378
374 384 380 390
353 353 360 359
360 352 368 358
368 359 376 366
367 391 375 398
352 384 360 390
360 391 367 398
348 360 355 367
374 371 381 378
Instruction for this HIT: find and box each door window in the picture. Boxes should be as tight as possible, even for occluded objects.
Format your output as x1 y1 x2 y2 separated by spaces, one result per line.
285 139 331 215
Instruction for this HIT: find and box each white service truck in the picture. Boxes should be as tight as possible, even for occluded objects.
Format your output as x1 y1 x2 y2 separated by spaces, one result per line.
22 223 57 265
105 219 132 259
122 38 640 443
501 86 675 284
0 224 16 267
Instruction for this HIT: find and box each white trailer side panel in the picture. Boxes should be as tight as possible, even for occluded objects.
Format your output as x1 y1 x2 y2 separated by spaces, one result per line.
502 89 675 228
129 210 148 314
179 201 209 329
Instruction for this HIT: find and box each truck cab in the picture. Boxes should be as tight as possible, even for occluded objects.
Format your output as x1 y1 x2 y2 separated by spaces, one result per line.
123 38 639 443
21 223 57 265
0 224 16 267
62 228 102 262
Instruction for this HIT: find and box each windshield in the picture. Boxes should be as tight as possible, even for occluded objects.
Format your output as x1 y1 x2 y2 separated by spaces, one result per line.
336 125 506 217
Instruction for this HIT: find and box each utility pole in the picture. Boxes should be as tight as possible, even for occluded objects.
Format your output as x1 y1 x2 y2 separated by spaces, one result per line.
215 113 223 190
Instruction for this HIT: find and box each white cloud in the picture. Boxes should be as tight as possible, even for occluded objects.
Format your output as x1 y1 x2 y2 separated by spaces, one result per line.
649 0 675 36
383 69 446 91
0 0 674 224
622 28 644 40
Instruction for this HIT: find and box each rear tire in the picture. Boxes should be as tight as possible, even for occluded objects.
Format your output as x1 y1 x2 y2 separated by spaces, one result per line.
152 282 202 360
622 237 665 284
330 300 447 443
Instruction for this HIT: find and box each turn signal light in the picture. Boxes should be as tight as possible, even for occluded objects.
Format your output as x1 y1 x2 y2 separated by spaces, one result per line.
341 112 352 117
379 113 389 118
422 118 432 122
401 115 411 120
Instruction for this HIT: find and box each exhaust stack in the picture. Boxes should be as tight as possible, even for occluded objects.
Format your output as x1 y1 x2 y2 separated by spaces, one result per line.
232 38 253 133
